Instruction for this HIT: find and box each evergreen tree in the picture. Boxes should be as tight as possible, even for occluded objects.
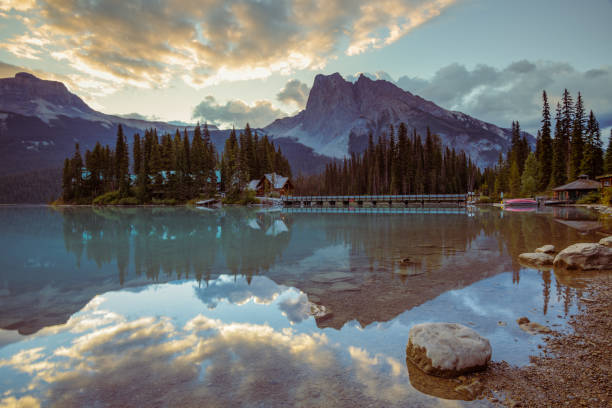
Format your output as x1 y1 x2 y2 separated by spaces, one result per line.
114 125 130 197
538 90 553 190
560 88 574 179
580 110 603 178
508 161 521 197
604 129 612 174
71 143 83 199
521 152 538 196
550 103 567 187
569 92 585 180
133 134 142 176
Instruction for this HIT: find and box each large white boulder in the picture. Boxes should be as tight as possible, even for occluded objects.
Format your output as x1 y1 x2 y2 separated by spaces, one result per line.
519 252 554 267
535 245 556 254
599 236 612 248
406 323 492 378
553 243 612 271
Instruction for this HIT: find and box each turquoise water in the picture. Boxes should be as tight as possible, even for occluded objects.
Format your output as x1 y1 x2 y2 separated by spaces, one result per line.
0 206 604 407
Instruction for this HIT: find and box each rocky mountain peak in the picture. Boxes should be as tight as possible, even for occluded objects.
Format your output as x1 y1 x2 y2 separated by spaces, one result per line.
0 72 94 116
265 72 533 167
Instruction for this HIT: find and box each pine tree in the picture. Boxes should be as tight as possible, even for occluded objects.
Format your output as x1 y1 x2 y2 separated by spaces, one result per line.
538 90 553 190
71 143 83 199
509 161 521 197
580 110 603 178
604 129 612 174
569 92 585 180
550 103 567 187
114 125 130 197
133 134 142 176
521 152 538 196
560 89 574 179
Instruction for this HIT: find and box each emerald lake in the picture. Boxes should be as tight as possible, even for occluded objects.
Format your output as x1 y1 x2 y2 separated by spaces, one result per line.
0 206 606 407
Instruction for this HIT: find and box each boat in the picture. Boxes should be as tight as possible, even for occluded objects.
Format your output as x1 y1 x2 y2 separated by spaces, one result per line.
503 198 537 207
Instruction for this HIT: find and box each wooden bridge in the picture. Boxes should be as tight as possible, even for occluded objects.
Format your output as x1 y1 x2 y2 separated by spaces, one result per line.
283 207 471 215
282 194 469 207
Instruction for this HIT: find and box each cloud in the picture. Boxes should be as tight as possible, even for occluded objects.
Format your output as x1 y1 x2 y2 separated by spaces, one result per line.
192 95 287 128
277 79 310 108
393 61 612 132
114 112 161 121
0 0 455 94
345 71 396 83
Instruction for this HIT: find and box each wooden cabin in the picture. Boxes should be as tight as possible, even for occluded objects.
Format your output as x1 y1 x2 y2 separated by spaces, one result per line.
596 174 612 188
552 175 601 201
247 173 293 196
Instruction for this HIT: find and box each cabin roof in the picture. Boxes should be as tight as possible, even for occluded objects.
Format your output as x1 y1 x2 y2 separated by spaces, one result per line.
264 173 289 189
552 178 601 191
246 180 260 191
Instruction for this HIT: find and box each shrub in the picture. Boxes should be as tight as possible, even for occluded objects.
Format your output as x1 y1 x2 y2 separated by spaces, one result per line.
152 198 178 206
117 197 139 205
92 191 120 205
576 191 600 204
268 191 281 198
240 190 258 205
476 195 493 204
600 188 612 206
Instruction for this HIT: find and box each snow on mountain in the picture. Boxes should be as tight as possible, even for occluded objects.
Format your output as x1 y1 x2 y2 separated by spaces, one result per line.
0 72 332 177
265 73 533 168
0 72 184 133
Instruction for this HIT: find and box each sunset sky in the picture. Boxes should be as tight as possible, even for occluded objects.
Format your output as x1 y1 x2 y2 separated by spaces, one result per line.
0 0 611 133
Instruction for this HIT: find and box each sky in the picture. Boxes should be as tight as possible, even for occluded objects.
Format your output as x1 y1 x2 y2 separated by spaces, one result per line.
0 0 611 135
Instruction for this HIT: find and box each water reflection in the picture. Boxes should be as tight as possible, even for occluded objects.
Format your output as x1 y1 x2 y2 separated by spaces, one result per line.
0 205 608 406
0 206 605 336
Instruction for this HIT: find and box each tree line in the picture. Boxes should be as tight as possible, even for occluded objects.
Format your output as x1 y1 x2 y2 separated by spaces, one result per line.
61 123 291 204
294 124 480 195
481 89 612 198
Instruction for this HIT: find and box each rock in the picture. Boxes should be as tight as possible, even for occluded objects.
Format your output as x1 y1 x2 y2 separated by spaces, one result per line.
310 272 353 283
598 236 612 247
329 282 360 292
553 243 612 271
516 317 552 334
535 244 556 254
406 323 492 378
518 252 554 267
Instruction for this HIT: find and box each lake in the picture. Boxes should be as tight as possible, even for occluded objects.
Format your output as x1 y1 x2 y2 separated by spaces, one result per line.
0 205 606 407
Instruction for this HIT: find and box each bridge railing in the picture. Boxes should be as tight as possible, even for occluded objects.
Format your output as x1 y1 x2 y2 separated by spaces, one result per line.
282 194 467 201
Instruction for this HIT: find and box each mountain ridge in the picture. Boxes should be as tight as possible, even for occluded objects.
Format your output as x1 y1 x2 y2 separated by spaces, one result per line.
265 72 533 167
0 72 332 187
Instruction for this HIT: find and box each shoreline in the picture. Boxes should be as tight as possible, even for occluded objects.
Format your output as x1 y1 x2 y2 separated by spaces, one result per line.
477 274 611 407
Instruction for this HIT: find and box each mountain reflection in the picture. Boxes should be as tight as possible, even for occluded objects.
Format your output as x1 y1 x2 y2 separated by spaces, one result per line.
0 206 604 335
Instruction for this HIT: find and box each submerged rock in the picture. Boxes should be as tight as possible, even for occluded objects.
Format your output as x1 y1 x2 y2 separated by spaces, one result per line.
553 243 612 271
310 272 353 283
516 317 551 334
598 236 612 247
535 244 556 254
518 252 554 267
406 323 492 378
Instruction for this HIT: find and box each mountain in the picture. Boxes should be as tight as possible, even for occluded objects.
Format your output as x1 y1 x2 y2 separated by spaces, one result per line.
0 73 331 190
265 73 533 167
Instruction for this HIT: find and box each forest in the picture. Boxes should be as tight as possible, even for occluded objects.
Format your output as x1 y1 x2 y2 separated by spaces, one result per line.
480 90 612 199
294 125 480 195
295 89 612 199
49 88 612 205
60 123 291 205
